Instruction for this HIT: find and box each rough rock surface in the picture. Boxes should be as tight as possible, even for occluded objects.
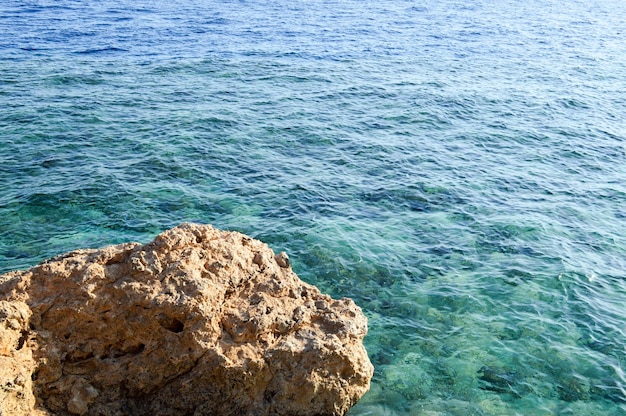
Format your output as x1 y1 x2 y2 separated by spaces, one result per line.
0 223 373 415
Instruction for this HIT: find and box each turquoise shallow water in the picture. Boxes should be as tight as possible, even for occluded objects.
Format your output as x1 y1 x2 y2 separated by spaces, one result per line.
1 0 626 414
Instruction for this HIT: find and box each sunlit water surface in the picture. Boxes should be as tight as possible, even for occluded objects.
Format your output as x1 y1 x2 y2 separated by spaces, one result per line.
1 0 625 414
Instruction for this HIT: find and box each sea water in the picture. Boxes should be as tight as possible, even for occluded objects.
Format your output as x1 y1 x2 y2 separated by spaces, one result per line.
1 0 625 414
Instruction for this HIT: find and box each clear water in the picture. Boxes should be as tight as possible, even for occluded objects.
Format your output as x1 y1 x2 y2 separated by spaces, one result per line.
1 0 625 414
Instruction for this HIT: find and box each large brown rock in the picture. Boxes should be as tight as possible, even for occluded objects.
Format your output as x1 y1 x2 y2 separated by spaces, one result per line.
0 223 373 415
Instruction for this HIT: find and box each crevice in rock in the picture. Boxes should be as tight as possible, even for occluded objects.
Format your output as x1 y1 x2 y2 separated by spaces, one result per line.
154 350 208 398
67 351 95 364
125 343 145 356
16 329 28 350
101 342 146 361
157 313 185 333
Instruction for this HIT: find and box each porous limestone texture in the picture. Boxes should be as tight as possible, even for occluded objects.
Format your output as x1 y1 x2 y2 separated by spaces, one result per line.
0 223 373 416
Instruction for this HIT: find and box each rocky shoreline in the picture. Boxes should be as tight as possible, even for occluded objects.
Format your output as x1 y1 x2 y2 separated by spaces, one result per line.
0 223 373 415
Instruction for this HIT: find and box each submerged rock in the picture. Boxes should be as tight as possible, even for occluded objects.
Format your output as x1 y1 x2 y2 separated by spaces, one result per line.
0 223 373 415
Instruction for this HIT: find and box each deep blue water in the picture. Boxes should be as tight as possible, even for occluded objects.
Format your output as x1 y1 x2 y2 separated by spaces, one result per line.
1 0 626 414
